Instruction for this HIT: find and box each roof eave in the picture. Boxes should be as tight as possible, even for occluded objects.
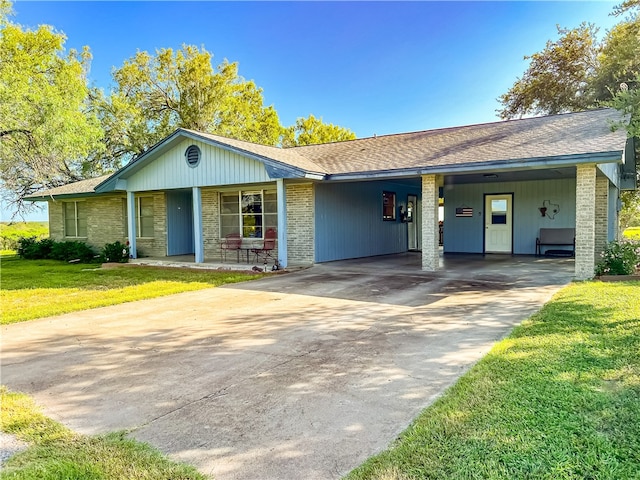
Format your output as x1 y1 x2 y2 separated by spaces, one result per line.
324 151 624 181
24 191 114 202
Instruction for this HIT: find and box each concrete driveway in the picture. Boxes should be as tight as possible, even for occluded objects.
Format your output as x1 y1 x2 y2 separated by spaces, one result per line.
1 254 574 479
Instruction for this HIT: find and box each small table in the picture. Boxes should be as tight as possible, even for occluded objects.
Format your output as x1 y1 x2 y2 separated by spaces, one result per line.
239 246 253 263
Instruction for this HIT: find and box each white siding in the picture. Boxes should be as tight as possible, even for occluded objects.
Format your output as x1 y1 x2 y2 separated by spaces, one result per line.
126 138 271 192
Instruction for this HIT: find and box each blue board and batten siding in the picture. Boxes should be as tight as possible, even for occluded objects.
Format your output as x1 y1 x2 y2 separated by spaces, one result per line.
314 181 420 262
126 139 271 192
444 178 577 254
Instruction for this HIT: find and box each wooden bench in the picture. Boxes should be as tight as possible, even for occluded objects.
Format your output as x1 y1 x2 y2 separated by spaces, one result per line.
536 228 575 257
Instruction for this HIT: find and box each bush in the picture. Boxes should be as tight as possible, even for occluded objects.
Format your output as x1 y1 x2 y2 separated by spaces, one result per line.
595 239 640 276
17 237 54 259
17 238 97 263
50 241 97 263
100 241 130 263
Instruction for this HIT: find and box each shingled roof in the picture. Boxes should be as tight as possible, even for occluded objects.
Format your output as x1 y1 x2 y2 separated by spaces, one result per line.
291 109 628 176
26 109 628 199
26 174 113 199
184 129 326 174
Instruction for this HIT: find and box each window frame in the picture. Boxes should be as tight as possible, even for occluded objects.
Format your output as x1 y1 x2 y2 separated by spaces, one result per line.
136 196 154 238
219 189 277 239
123 196 154 238
63 201 87 238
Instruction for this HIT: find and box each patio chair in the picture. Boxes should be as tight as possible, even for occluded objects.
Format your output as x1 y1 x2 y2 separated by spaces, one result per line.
251 228 276 265
220 233 242 262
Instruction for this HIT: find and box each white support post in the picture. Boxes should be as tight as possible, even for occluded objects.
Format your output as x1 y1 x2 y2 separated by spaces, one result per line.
127 191 137 259
193 187 204 263
276 178 288 268
421 174 440 271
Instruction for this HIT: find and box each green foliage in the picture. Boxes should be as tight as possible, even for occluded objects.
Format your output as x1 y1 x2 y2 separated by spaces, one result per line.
100 241 129 263
0 222 48 251
592 20 640 104
16 237 96 262
94 45 284 166
620 190 640 229
499 12 640 120
498 24 599 119
16 237 54 260
0 388 207 479
282 114 357 146
50 240 96 263
0 2 103 215
347 282 640 479
595 239 640 275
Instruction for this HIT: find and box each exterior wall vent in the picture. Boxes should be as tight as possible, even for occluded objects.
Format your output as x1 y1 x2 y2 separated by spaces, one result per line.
185 145 201 168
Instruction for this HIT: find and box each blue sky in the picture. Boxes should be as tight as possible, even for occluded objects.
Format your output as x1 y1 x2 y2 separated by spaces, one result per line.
4 1 622 220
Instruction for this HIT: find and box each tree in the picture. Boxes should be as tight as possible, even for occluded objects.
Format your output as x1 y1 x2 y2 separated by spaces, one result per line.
0 1 102 216
94 45 283 166
282 114 356 147
499 13 640 120
498 23 599 119
498 5 640 227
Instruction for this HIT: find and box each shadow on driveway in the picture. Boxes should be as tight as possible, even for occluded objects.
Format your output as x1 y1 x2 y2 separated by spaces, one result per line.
1 254 574 479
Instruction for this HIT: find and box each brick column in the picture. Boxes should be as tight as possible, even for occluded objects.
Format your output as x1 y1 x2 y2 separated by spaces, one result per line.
286 183 315 265
575 165 596 280
594 176 609 262
421 174 440 271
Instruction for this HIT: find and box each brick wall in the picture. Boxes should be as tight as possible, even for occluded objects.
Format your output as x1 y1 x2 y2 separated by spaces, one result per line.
202 188 220 260
135 192 166 257
48 195 127 251
575 164 596 280
594 176 609 261
48 201 64 240
286 183 315 265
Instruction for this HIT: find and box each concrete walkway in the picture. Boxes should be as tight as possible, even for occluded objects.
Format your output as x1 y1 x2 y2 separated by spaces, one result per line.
1 254 574 479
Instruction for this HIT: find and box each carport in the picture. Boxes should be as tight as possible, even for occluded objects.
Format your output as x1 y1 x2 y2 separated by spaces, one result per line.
26 109 634 280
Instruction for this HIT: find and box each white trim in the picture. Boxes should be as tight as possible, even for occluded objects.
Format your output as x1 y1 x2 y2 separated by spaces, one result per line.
62 200 87 238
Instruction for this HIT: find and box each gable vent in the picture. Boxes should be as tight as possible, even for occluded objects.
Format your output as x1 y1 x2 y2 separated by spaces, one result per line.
185 145 201 168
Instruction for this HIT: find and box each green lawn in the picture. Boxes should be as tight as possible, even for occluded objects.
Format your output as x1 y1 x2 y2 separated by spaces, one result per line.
0 387 207 480
346 281 640 480
1 255 261 324
623 227 640 241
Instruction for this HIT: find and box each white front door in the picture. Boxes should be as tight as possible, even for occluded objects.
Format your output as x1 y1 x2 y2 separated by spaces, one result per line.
485 194 512 253
407 194 418 250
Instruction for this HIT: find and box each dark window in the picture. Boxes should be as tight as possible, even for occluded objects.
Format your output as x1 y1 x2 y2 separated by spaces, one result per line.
220 190 277 239
382 191 396 221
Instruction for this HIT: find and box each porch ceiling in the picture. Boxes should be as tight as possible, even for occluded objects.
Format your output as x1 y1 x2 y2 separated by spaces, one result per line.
443 166 576 185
